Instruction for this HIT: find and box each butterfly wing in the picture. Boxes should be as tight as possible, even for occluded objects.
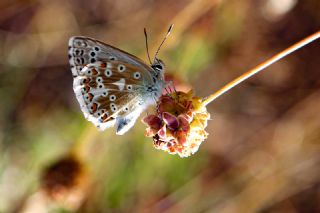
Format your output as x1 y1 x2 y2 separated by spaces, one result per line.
69 36 164 134
68 36 153 77
72 59 156 134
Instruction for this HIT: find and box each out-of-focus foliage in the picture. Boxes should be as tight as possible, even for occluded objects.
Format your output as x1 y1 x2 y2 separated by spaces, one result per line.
0 0 319 212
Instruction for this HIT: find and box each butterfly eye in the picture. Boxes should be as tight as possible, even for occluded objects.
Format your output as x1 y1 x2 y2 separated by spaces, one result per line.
153 64 164 72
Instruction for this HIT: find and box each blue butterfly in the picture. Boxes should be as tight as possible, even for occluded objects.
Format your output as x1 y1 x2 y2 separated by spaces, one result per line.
68 25 173 135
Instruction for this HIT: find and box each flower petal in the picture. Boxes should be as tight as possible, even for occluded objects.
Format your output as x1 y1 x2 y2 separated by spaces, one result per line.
158 124 167 139
145 127 158 137
158 96 176 113
176 130 187 145
142 115 162 130
162 112 179 130
178 115 190 133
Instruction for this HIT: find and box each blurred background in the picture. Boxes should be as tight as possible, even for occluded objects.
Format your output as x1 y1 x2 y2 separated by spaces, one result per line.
0 0 319 212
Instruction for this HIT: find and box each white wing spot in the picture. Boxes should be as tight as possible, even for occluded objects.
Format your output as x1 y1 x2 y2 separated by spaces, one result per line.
126 85 133 91
96 77 103 83
105 69 112 77
133 72 141 79
109 95 116 101
102 90 108 97
109 56 117 61
97 83 104 89
118 64 126 72
110 103 117 112
113 78 125 91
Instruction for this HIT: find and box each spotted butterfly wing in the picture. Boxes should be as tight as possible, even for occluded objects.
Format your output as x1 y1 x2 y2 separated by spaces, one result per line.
69 36 152 76
68 37 165 135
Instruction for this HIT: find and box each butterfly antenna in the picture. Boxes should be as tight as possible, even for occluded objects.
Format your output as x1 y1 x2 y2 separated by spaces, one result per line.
154 24 174 62
144 28 152 65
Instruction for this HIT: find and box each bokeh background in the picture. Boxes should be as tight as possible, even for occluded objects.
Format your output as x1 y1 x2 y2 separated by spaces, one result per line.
0 0 319 212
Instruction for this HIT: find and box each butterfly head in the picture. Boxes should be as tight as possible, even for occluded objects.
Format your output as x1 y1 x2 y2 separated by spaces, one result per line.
152 58 165 72
151 58 165 83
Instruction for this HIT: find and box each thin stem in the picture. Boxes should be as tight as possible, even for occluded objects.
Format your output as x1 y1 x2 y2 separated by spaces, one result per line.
202 31 320 106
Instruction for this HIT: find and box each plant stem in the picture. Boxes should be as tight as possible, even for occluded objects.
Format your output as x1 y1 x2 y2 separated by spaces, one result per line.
202 31 320 106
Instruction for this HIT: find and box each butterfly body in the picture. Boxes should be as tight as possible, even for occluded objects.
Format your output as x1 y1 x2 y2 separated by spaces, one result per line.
68 36 165 135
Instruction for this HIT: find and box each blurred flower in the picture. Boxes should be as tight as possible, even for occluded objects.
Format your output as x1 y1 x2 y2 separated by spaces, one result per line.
41 154 89 210
142 90 210 158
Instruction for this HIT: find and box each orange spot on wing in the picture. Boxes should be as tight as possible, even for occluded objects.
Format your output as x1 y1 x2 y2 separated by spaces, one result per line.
83 78 90 84
83 85 90 93
88 93 94 102
101 113 108 121
91 68 98 75
91 103 98 113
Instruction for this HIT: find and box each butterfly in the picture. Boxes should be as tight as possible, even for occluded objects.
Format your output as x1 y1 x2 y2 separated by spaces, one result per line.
68 25 173 135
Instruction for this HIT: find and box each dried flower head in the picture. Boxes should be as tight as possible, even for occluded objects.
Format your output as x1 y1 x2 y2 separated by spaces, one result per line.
41 154 88 209
142 90 210 157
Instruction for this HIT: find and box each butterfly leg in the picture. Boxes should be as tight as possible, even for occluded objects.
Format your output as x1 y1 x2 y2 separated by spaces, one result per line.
166 80 176 93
